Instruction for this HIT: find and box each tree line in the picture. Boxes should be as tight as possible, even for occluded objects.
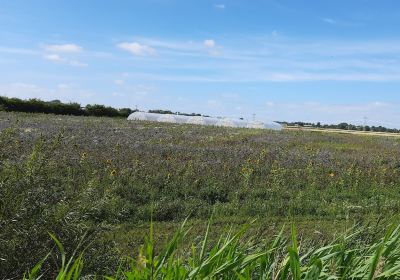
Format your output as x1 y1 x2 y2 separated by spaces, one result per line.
0 96 136 118
281 121 400 133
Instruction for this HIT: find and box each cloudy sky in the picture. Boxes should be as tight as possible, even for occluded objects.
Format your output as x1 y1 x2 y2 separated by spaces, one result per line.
1 0 400 127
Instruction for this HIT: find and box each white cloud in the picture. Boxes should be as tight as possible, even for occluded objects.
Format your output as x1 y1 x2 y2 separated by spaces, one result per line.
117 42 155 56
204 39 216 48
214 4 225 9
43 44 82 53
44 54 64 62
42 43 87 67
43 54 88 67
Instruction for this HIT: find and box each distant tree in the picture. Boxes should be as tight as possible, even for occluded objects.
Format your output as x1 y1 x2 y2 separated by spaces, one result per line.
338 123 349 130
149 109 175 115
85 104 120 117
118 108 135 118
0 96 137 118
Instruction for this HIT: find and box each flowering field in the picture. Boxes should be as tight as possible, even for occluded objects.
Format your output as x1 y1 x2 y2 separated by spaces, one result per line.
1 111 400 278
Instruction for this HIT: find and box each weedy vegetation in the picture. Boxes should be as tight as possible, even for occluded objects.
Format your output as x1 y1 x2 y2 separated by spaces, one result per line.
23 220 400 279
1 111 400 278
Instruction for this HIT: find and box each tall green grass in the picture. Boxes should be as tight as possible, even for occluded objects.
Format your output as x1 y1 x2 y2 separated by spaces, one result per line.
25 219 400 279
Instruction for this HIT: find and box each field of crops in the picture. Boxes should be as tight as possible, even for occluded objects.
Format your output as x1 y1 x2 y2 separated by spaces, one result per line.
2 111 400 278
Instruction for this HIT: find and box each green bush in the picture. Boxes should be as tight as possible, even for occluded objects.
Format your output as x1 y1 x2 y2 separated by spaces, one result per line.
0 96 136 118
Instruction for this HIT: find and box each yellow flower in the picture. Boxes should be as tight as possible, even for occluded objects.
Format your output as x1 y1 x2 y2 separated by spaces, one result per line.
110 169 117 176
137 249 147 270
329 172 335 177
106 159 112 165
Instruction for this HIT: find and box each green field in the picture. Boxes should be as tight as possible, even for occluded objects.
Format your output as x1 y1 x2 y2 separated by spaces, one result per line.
2 111 400 278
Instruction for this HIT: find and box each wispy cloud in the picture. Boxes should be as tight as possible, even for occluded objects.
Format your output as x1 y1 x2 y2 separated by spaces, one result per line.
43 44 82 53
117 42 155 56
68 60 88 67
41 43 87 66
320 17 360 27
44 54 64 62
0 83 94 102
204 39 216 48
203 39 222 56
43 53 88 67
214 4 225 9
322 18 337 25
0 46 38 55
114 79 125 85
120 36 400 82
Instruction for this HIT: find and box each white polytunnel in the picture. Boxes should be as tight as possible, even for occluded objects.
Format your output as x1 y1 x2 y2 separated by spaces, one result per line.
247 121 266 129
127 112 159 122
127 112 283 130
265 122 283 130
216 118 240 128
157 114 178 123
186 116 208 125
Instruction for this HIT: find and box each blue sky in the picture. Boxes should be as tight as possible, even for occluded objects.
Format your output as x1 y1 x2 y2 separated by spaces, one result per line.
1 0 400 127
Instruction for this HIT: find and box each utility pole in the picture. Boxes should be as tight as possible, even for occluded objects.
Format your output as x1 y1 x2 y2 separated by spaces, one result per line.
363 116 368 127
363 116 369 131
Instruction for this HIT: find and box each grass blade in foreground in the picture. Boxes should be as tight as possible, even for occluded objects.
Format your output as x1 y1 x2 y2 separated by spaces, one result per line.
26 221 400 279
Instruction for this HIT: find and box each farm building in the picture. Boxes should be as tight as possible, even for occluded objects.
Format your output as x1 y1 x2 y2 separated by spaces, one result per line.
127 112 283 130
